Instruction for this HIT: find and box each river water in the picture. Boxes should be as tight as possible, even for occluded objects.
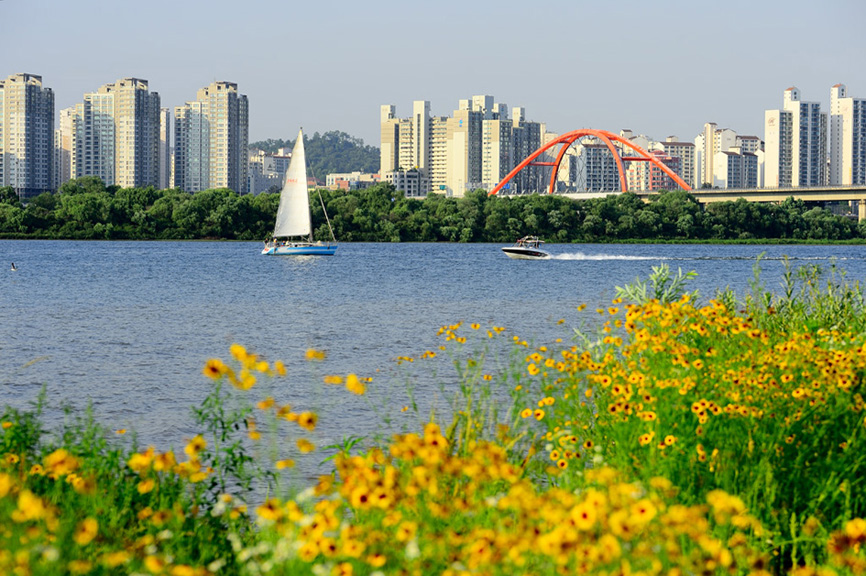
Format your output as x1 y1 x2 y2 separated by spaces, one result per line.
2 240 866 478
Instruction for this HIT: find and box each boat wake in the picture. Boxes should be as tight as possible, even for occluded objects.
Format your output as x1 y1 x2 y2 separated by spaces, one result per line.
553 253 668 261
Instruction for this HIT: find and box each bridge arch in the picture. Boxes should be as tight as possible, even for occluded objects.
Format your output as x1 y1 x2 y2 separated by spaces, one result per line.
488 129 691 196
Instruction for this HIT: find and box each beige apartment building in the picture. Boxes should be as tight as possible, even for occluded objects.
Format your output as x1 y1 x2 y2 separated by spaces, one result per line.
71 78 161 189
0 73 55 199
381 96 545 197
661 138 696 189
174 81 249 194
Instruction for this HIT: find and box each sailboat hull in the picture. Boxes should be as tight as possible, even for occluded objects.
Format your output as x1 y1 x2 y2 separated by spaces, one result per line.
262 243 337 256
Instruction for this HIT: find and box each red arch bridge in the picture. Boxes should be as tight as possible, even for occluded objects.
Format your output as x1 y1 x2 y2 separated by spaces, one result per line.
487 128 690 196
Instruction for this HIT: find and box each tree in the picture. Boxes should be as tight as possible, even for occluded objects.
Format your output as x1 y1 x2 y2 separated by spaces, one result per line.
0 186 20 206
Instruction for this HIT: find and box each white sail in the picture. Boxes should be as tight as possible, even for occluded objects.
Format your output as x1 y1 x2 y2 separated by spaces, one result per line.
272 129 311 238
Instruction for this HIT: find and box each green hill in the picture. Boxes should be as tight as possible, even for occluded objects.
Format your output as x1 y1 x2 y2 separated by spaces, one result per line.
250 130 379 177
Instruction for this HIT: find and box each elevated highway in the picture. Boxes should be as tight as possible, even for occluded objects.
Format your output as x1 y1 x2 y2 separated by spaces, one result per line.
556 186 866 221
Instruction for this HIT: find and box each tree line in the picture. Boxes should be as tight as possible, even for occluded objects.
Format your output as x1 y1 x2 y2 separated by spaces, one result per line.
1 177 864 242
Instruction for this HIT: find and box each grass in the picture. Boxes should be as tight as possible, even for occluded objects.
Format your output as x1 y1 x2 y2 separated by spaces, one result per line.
2 263 866 575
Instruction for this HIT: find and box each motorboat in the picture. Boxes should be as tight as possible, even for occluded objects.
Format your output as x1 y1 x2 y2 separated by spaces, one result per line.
501 236 551 260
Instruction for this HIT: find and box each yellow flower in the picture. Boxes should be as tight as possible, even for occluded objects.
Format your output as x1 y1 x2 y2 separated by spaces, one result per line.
0 472 13 498
1 421 12 429
144 555 166 573
323 375 344 385
844 518 866 542
137 478 156 494
128 447 155 473
274 360 287 376
298 412 318 431
44 448 81 477
256 498 283 522
346 373 366 395
68 560 93 574
366 553 387 568
229 343 249 362
153 451 176 472
230 369 256 390
115 428 127 435
256 396 275 410
396 520 418 542
276 459 295 470
12 490 49 522
184 435 206 459
100 550 131 568
73 517 98 545
571 502 597 530
305 348 326 361
202 358 226 379
297 438 315 453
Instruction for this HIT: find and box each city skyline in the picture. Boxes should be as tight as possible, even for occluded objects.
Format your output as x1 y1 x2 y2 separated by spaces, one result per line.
2 0 865 147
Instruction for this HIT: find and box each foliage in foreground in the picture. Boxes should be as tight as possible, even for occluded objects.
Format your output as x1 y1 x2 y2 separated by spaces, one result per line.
2 264 866 575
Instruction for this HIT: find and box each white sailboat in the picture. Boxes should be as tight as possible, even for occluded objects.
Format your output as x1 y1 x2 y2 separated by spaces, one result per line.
262 128 337 256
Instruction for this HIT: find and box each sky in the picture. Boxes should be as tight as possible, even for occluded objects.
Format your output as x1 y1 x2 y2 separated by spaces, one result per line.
2 0 865 148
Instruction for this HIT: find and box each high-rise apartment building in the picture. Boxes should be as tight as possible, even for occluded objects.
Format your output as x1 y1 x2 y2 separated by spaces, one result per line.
694 123 737 188
0 73 55 199
481 114 513 190
380 97 545 197
661 138 696 189
829 84 866 185
159 108 171 190
713 149 758 189
764 87 826 187
54 107 74 188
576 142 620 191
446 102 483 196
72 78 161 189
174 81 249 194
510 107 544 194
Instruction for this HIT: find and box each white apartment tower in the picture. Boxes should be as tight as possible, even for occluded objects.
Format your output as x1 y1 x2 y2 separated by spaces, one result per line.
694 123 737 188
0 73 55 199
174 81 249 194
54 107 75 188
829 84 866 185
764 87 826 188
159 108 171 190
72 78 161 189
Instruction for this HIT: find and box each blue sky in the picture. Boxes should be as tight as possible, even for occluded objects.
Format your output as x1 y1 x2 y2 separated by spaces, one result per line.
3 0 865 147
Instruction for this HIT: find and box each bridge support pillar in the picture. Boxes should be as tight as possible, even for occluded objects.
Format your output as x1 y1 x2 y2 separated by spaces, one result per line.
860 200 866 223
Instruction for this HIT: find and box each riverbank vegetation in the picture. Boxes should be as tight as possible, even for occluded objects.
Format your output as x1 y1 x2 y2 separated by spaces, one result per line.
2 262 866 575
1 178 864 243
